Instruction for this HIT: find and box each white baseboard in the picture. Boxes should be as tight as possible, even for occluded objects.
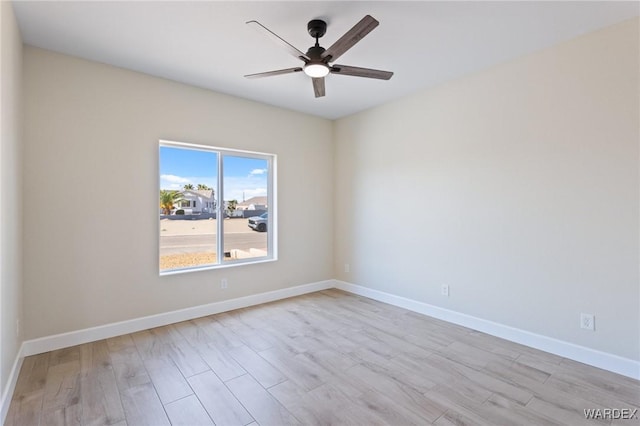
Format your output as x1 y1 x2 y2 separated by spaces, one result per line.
21 280 333 357
334 280 640 380
1 344 24 424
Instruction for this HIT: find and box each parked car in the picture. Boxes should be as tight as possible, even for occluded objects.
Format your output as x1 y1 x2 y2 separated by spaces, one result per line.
248 213 268 232
172 208 193 215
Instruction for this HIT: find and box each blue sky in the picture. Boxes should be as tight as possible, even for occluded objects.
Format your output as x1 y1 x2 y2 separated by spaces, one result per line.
160 146 268 202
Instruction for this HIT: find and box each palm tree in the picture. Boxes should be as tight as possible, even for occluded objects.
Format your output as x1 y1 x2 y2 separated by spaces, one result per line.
197 184 210 190
160 190 183 215
183 183 194 190
226 199 238 216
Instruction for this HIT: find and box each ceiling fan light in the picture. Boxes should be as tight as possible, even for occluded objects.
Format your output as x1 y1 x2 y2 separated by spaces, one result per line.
304 63 329 78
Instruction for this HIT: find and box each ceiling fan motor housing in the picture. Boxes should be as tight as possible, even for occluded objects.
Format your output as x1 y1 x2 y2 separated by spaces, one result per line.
306 45 326 60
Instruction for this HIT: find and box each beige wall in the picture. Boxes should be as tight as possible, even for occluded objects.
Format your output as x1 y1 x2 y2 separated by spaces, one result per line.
0 0 23 398
334 18 639 361
22 47 333 339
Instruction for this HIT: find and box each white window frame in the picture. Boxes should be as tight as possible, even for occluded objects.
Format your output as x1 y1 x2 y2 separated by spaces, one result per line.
159 139 277 275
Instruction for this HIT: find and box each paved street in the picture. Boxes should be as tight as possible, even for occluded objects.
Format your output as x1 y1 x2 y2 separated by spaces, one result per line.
160 232 267 255
159 217 268 256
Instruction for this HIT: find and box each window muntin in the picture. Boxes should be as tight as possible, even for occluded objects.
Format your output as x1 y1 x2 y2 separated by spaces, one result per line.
159 141 275 274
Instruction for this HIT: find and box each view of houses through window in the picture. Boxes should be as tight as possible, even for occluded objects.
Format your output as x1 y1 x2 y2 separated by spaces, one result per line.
159 141 275 273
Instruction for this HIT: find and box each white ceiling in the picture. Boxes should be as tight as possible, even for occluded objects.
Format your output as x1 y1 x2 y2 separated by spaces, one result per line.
12 1 639 120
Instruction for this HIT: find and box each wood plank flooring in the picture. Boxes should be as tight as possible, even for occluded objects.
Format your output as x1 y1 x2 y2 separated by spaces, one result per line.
5 289 639 425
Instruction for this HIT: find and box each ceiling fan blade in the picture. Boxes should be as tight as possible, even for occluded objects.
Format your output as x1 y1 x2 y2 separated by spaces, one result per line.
312 77 325 98
321 15 379 63
246 20 310 62
331 64 393 80
244 67 303 79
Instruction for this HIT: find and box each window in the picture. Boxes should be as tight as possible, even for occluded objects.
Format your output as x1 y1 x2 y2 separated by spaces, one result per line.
159 140 276 274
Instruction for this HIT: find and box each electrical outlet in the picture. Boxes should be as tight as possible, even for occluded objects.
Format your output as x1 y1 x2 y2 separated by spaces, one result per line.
580 313 595 331
441 284 449 297
221 278 228 289
344 263 350 273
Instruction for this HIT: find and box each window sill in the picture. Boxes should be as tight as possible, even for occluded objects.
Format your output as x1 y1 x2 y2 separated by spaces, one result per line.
159 256 277 276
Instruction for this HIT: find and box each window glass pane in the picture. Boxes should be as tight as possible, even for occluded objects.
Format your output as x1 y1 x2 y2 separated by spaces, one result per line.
159 146 218 271
223 155 269 261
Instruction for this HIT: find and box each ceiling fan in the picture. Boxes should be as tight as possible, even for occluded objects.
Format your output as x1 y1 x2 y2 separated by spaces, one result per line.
244 15 393 98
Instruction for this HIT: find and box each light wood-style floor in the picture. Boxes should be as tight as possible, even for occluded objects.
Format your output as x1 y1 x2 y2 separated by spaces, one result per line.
5 289 639 425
